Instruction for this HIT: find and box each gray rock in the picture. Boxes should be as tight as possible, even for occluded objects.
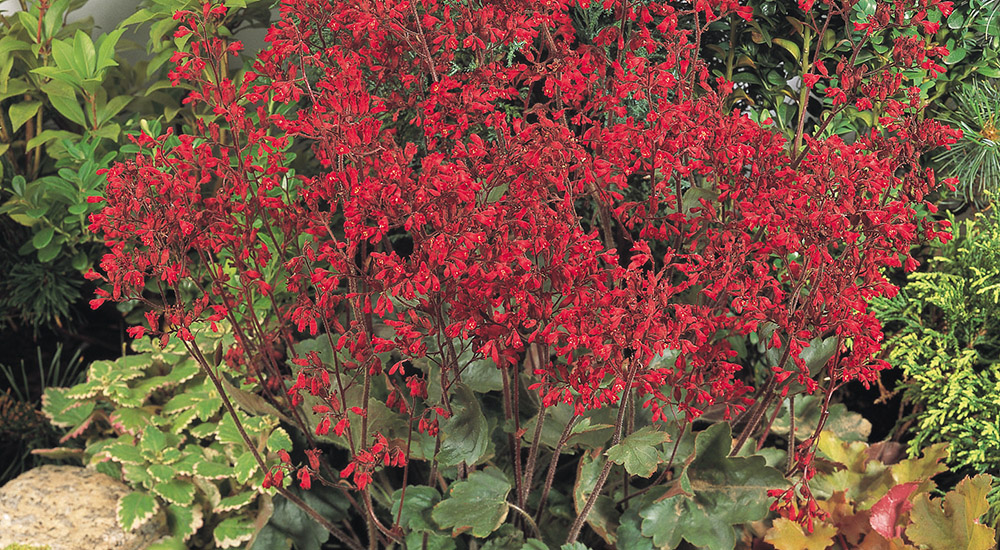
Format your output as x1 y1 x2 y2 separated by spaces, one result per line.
0 465 167 550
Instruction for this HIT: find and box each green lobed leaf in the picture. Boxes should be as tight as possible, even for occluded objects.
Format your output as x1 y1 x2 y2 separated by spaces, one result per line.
772 396 871 443
906 474 995 550
391 486 442 532
436 383 490 467
223 374 294 425
617 503 656 550
251 488 348 550
574 450 619 545
606 426 670 478
521 403 614 452
639 423 786 549
406 532 456 550
432 466 512 537
117 491 159 531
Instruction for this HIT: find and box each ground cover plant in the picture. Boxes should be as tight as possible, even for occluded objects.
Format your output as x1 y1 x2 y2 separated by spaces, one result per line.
28 0 1000 548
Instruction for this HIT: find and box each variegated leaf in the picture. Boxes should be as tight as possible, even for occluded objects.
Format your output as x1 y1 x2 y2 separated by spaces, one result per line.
148 463 176 483
214 516 255 549
117 491 159 531
109 407 153 435
195 459 233 480
266 427 293 454
167 503 204 542
233 451 259 485
106 442 146 465
41 387 95 428
152 479 196 506
217 490 257 512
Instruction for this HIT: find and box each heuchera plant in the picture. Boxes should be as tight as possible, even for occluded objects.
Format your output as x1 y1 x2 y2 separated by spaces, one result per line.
84 0 960 547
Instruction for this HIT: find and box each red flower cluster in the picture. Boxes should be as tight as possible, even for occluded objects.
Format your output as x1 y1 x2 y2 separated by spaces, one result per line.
88 0 957 527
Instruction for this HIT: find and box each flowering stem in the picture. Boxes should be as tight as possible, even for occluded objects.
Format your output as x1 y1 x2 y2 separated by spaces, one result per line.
566 361 636 544
793 26 812 155
184 340 364 550
534 414 579 525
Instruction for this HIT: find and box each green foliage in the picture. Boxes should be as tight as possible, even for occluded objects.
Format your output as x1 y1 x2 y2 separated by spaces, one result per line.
637 423 786 550
0 0 136 273
0 0 271 332
432 467 513 537
932 81 1000 207
39 325 286 548
606 426 671 478
0 256 81 328
873 207 1000 473
435 383 490 467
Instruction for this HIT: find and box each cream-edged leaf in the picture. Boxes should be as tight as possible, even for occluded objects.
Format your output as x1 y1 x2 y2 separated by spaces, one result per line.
167 503 203 542
117 491 159 531
214 516 255 548
217 490 257 512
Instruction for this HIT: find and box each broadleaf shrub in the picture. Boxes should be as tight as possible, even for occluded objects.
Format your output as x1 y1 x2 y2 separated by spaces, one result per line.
0 0 271 331
79 0 963 547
